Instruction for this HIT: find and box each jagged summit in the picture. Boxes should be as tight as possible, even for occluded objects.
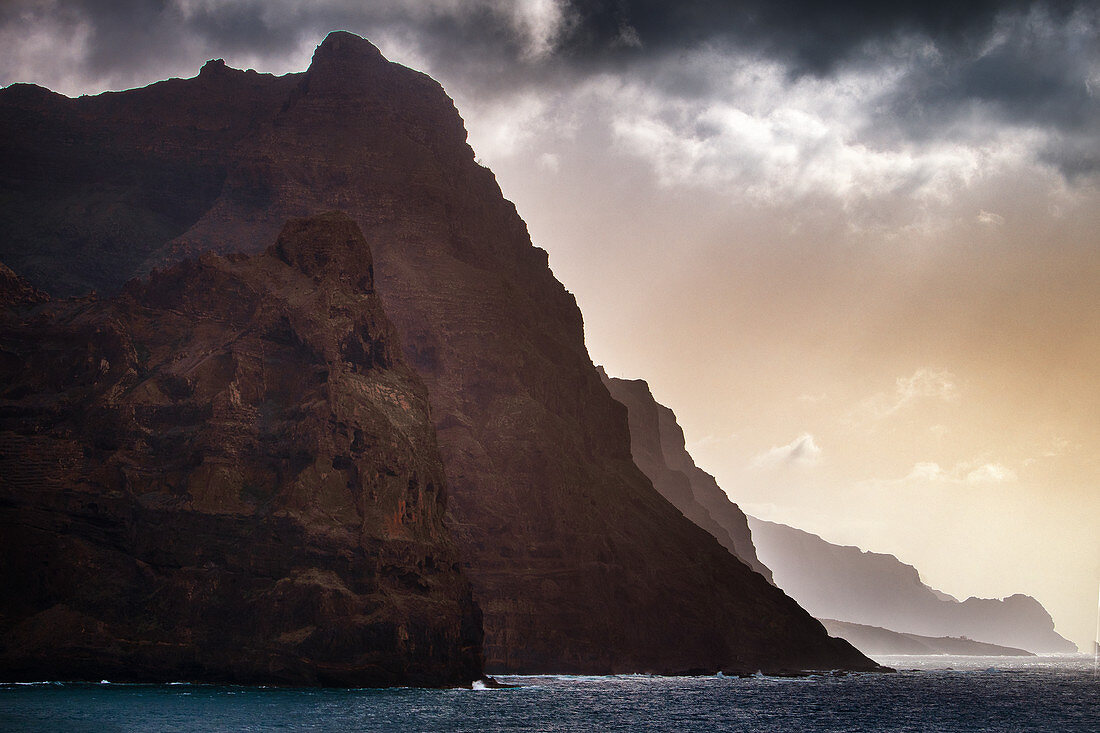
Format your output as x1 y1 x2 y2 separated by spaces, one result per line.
314 30 386 64
199 57 229 75
302 31 400 96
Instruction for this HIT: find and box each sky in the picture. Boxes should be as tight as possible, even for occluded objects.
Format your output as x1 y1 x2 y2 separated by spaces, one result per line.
2 0 1098 649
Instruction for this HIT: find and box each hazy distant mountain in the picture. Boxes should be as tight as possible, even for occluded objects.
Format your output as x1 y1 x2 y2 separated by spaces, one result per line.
601 372 773 581
820 620 1034 657
749 518 1077 653
0 32 878 677
598 369 1070 656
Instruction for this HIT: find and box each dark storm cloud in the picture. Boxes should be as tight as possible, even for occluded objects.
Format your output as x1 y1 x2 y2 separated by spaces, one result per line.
866 3 1100 175
564 1 1097 128
1 0 1096 175
6 1 1087 82
556 0 1081 71
564 0 1098 177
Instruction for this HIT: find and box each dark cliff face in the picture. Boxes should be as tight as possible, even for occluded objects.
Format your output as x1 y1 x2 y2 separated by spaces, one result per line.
749 518 1077 653
601 372 773 582
0 32 877 674
0 213 483 685
0 66 300 297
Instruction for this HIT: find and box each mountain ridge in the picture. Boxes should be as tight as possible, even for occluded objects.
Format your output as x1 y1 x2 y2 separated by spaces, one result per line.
819 619 1035 657
749 517 1076 653
0 31 879 676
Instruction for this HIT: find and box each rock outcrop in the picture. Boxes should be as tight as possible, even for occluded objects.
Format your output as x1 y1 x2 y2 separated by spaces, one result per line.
0 214 483 685
749 517 1077 653
601 371 772 581
0 32 878 674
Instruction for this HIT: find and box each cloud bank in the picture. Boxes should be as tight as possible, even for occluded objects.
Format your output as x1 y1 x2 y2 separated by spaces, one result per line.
751 433 822 469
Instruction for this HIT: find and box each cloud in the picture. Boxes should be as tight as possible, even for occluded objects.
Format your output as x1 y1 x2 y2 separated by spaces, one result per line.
965 463 1018 483
750 433 822 469
873 3 1100 175
901 460 1017 484
569 48 1052 226
556 1 1085 72
1022 436 1080 466
896 369 959 405
907 462 946 481
537 152 561 172
977 209 1006 226
856 368 959 422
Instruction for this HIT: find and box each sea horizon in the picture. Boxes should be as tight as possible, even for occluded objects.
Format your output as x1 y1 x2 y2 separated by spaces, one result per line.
4 654 1097 732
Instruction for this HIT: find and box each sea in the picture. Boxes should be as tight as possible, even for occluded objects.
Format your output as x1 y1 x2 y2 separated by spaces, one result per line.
1 655 1097 732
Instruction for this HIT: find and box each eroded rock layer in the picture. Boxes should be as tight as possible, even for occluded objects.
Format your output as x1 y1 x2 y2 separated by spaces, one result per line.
0 33 876 674
0 214 483 685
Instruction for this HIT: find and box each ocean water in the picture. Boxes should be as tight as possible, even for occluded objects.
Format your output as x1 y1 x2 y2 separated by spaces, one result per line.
2 655 1097 732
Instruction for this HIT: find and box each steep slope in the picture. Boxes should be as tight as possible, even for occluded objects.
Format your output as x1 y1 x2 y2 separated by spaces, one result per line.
601 371 772 581
0 32 876 674
820 620 1034 657
0 214 483 685
749 518 1076 653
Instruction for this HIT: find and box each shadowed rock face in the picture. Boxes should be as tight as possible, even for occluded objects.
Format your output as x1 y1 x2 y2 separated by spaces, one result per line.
0 32 878 675
0 214 483 686
749 517 1077 654
601 372 773 582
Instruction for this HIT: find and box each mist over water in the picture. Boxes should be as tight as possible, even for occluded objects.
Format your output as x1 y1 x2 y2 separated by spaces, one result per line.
3 656 1096 732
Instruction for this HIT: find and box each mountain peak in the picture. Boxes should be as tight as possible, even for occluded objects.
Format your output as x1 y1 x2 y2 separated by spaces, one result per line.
311 30 384 71
199 58 228 76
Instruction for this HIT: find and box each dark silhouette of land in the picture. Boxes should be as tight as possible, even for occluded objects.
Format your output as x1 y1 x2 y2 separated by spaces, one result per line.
0 32 881 680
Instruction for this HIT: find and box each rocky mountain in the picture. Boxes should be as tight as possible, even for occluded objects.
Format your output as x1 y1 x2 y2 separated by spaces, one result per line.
0 214 483 685
820 620 1034 657
600 372 772 581
749 518 1076 653
0 32 878 675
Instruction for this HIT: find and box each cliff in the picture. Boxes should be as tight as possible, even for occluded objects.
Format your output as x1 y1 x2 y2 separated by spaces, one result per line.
601 371 772 581
749 517 1077 653
0 214 483 685
0 32 877 674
